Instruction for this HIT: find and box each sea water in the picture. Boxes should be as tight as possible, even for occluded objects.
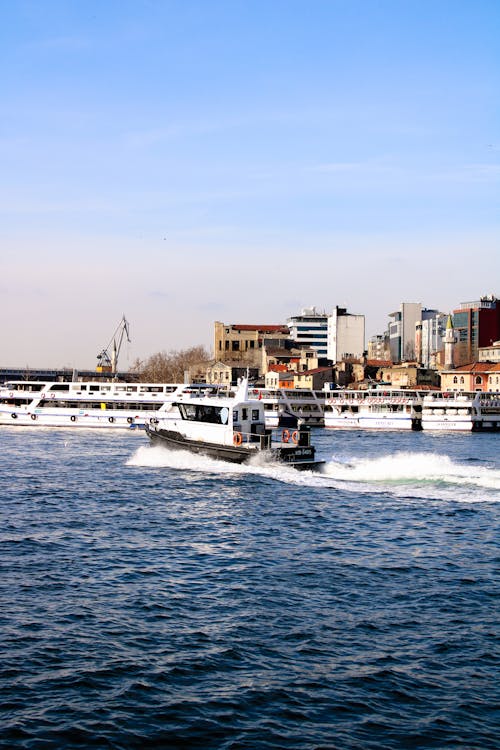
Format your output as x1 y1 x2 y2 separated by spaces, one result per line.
0 427 498 749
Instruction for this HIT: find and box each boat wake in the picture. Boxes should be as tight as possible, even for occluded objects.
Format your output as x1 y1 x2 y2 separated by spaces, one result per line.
127 446 500 502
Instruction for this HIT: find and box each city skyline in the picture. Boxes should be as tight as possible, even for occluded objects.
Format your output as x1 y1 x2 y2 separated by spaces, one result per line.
1 1 499 368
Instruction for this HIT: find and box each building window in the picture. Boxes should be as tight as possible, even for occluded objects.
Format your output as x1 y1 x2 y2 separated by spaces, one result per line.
475 376 482 385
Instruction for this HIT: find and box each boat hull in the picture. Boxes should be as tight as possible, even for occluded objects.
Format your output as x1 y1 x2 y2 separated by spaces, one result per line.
145 426 324 470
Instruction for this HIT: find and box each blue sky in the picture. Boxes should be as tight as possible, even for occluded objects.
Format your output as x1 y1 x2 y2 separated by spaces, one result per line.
1 0 499 368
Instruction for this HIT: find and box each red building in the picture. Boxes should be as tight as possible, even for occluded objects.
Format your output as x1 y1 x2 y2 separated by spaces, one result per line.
452 296 500 366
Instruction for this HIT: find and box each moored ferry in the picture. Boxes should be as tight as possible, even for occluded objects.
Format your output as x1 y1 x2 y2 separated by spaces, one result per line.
0 380 223 429
247 386 326 427
421 391 500 431
323 388 424 430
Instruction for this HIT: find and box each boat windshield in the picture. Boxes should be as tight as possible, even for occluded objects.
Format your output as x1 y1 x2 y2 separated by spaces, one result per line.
178 403 229 425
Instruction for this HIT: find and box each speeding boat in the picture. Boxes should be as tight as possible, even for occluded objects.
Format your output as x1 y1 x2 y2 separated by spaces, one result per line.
145 378 324 470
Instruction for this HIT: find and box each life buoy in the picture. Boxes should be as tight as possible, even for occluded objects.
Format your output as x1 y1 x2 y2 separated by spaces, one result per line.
11 413 17 419
291 430 299 444
233 432 243 446
108 417 115 423
31 414 37 421
70 415 76 422
282 429 290 443
127 417 133 424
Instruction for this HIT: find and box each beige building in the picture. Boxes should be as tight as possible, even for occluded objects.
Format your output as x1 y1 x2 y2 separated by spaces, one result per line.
293 366 335 390
380 363 440 389
440 363 500 392
214 322 290 372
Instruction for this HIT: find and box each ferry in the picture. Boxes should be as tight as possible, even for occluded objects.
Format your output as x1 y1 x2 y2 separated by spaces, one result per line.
247 386 326 427
146 379 325 470
421 391 500 431
323 388 424 430
0 380 223 429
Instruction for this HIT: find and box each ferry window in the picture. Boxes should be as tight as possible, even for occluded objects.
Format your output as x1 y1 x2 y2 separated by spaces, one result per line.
89 386 100 392
252 409 260 421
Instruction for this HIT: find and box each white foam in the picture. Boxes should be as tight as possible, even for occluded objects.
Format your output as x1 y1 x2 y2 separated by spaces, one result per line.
127 446 500 501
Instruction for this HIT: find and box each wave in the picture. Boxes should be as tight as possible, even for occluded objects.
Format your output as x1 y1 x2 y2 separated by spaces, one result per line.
127 446 500 502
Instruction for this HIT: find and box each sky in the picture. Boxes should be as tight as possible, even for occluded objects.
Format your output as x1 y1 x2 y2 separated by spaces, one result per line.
1 0 499 370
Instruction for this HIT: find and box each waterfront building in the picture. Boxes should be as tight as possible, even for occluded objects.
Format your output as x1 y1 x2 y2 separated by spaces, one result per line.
205 360 259 386
388 303 423 362
379 362 440 389
417 311 448 368
367 334 390 361
440 362 500 392
293 366 335 390
478 341 500 363
287 307 329 358
452 296 500 366
326 307 365 363
213 322 290 372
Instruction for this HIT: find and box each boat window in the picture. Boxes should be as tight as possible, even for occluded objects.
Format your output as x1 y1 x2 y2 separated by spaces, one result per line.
50 384 70 391
252 409 260 421
233 409 238 423
242 408 248 420
178 403 228 424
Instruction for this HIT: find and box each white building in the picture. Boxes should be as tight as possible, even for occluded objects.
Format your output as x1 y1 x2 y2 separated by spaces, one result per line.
418 311 447 368
287 307 329 357
327 306 365 362
388 303 422 362
478 341 500 362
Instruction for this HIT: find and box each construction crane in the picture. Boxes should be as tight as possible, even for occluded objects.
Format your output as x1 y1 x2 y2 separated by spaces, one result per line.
96 315 131 374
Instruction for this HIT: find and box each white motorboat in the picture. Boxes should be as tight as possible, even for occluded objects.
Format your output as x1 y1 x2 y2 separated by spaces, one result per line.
145 379 325 470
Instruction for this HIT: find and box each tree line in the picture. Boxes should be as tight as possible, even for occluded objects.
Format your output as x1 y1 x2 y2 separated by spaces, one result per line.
130 345 210 383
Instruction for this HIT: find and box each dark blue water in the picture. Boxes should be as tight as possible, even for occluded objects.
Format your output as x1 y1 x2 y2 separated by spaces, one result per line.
1 427 499 749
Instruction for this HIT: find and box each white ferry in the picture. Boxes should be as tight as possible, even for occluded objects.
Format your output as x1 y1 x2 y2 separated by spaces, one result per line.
146 379 324 470
0 380 223 429
421 391 500 431
247 386 326 427
323 388 424 430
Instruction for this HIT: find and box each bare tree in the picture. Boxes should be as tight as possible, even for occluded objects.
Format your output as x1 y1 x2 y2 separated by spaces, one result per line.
130 345 210 383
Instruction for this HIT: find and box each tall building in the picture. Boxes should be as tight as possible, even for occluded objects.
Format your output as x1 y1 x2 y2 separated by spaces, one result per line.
287 307 329 357
388 303 422 362
417 310 447 368
326 307 365 362
452 295 500 366
367 334 389 361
